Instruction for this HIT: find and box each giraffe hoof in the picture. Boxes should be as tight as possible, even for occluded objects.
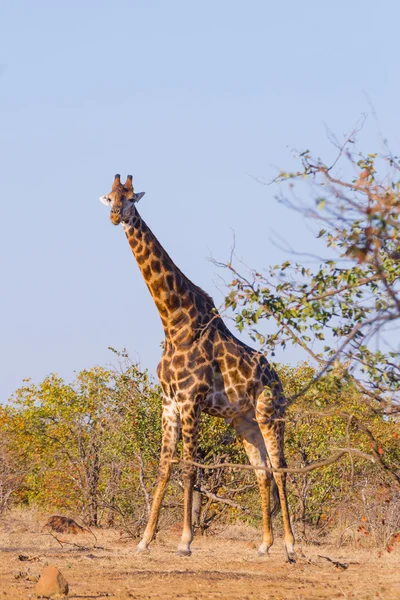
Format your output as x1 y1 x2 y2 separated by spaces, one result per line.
286 551 297 564
256 542 271 557
177 548 192 557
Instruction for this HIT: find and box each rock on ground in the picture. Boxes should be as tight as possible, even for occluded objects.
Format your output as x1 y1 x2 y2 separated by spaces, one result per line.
35 565 69 598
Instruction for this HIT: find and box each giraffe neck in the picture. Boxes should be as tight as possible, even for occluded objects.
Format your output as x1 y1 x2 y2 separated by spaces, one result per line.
122 209 218 345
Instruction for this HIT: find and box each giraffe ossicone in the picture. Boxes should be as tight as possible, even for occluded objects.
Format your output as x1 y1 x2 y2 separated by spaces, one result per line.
100 174 296 562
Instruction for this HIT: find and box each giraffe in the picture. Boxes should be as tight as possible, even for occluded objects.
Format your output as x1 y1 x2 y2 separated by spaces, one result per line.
99 174 295 561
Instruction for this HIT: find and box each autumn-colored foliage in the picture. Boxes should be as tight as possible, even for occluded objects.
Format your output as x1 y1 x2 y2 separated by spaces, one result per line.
1 352 398 546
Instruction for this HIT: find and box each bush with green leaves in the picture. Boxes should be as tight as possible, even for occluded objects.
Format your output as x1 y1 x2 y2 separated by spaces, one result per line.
1 351 399 545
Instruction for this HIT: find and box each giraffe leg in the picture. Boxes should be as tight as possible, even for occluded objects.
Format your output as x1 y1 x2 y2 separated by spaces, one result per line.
232 410 274 556
256 390 296 563
177 402 201 556
137 399 180 553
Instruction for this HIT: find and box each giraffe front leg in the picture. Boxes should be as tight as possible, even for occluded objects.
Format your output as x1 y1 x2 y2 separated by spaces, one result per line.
137 399 180 553
232 410 274 556
256 392 296 563
177 402 201 557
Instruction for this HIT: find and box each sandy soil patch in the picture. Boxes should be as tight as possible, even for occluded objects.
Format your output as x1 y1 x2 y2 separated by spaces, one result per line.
0 511 399 599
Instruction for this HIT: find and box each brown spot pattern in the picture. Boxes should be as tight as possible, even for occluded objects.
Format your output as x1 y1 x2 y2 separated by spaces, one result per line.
103 176 295 559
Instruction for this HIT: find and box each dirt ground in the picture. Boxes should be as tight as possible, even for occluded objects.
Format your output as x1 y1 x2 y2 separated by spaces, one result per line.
0 511 399 600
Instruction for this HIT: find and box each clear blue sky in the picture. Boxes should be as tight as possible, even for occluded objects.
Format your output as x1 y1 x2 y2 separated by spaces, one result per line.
1 1 399 400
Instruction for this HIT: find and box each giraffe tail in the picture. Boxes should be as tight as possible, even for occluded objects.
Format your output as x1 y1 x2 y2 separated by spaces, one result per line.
270 479 280 517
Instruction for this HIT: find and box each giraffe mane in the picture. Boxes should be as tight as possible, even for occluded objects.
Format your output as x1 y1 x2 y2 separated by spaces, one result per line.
161 245 215 307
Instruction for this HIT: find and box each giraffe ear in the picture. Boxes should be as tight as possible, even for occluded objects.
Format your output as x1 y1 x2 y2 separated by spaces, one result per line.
133 191 145 203
99 195 111 206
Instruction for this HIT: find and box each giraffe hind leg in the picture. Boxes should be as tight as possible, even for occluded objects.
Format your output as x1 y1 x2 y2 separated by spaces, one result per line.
256 390 296 563
232 410 274 556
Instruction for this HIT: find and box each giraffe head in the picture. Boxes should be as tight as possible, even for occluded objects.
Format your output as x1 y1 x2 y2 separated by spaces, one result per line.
100 174 145 225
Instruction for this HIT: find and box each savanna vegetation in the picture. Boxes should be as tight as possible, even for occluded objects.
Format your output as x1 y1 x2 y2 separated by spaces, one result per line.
1 352 398 549
1 128 399 552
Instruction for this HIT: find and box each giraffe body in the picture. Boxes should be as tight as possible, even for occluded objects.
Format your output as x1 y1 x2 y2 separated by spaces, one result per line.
100 175 295 561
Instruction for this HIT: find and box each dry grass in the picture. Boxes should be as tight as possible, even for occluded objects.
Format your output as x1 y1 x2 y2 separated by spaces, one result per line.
0 508 399 599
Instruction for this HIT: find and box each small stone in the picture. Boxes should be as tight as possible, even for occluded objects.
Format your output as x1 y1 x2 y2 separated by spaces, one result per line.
13 570 27 579
35 565 69 598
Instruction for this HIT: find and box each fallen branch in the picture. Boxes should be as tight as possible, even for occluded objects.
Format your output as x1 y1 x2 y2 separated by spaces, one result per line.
18 554 41 562
41 532 90 551
318 555 349 570
171 447 376 475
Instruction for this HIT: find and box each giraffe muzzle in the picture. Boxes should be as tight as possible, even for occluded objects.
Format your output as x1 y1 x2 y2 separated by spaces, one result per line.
110 210 122 226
